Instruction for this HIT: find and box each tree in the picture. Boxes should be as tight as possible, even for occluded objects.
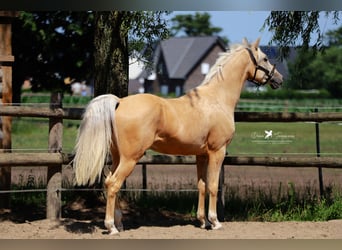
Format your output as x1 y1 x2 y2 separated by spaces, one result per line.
12 11 170 101
263 11 340 58
310 47 342 97
170 12 229 43
286 25 342 97
94 12 127 97
286 49 318 90
325 26 342 46
12 12 95 102
94 11 169 97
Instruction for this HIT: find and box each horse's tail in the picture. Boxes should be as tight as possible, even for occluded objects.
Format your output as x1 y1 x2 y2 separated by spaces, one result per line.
73 94 120 186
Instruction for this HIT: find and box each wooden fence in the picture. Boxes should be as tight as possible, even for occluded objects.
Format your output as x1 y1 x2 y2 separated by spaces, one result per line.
0 102 342 221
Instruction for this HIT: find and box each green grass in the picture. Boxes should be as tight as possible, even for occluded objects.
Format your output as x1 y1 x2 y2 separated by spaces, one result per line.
21 92 91 107
121 183 342 222
12 117 80 153
12 119 342 157
223 181 342 222
228 122 342 156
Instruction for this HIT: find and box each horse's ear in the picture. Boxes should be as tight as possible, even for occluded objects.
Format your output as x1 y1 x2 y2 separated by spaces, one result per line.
252 38 261 49
242 37 249 46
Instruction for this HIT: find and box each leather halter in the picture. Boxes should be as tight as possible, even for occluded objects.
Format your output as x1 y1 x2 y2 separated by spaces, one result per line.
246 47 276 86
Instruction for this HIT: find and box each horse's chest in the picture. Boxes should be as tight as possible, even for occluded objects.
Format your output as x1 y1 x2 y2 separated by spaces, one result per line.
206 117 235 150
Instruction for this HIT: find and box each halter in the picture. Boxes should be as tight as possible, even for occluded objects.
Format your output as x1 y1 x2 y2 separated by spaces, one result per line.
246 47 276 86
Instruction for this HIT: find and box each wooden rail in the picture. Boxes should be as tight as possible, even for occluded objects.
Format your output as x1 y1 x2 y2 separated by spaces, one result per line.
0 55 14 63
1 153 341 169
0 103 341 221
1 105 342 122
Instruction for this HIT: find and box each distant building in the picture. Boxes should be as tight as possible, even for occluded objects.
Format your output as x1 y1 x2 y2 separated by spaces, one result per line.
129 37 296 96
129 36 227 96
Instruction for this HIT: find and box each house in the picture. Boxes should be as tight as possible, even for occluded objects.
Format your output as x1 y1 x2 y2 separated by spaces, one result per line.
129 37 296 96
129 36 227 96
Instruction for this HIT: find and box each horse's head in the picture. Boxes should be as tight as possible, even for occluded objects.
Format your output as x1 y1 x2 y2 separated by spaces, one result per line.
243 38 283 89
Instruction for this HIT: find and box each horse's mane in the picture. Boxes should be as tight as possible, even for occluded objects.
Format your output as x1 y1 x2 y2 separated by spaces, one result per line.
200 43 248 85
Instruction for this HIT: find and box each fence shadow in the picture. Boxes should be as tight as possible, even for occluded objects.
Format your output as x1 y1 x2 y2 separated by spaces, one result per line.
63 219 104 234
121 207 199 231
0 205 45 223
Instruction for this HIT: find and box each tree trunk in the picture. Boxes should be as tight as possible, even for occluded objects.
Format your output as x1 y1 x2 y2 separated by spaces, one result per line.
94 11 128 98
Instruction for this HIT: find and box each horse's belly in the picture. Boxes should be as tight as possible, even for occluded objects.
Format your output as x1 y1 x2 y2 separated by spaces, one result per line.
150 137 207 155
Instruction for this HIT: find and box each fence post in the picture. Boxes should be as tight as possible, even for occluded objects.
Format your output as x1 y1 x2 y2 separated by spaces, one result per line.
0 11 16 209
142 163 147 190
46 92 63 220
315 108 324 198
142 163 147 198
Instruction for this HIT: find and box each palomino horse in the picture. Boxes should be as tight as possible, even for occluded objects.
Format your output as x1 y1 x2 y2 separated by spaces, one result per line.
73 38 283 234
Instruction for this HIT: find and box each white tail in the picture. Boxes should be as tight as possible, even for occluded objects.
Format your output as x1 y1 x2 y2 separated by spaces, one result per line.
73 94 120 186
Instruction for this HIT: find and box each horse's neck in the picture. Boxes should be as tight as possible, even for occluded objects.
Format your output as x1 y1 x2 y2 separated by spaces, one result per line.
204 51 250 112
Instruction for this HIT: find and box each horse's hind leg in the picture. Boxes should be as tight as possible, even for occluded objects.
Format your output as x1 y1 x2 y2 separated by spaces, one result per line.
207 147 225 230
196 155 211 229
104 158 136 235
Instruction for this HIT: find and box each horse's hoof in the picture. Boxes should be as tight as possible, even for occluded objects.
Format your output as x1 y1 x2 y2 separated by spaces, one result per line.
105 219 120 235
211 222 223 230
116 223 124 232
108 227 120 235
199 220 212 229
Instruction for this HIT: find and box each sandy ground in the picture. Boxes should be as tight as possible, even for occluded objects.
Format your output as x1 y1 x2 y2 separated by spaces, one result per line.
1 165 342 239
1 217 342 239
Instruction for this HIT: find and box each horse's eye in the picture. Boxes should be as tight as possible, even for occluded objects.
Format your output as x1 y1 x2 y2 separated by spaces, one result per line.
264 58 268 62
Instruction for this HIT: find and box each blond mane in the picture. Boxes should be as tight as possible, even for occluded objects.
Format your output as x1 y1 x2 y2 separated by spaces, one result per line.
201 43 248 85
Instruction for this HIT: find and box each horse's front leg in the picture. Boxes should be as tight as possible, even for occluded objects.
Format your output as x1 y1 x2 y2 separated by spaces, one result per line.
207 146 226 230
196 155 211 229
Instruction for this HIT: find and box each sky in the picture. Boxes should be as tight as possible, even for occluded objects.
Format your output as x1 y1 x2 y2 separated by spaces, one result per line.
167 11 342 46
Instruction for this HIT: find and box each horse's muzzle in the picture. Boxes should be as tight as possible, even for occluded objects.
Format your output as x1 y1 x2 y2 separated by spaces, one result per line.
269 78 283 89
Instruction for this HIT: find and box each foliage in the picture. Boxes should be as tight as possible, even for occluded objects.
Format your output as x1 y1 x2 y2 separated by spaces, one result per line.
285 46 342 98
325 26 342 46
263 11 340 58
12 11 170 98
12 11 95 93
281 23 342 97
128 11 170 62
171 12 221 36
285 49 319 90
309 46 342 98
170 12 229 44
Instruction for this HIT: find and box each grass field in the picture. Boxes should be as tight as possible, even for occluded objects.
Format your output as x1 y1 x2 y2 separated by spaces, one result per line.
229 121 342 156
11 117 342 157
